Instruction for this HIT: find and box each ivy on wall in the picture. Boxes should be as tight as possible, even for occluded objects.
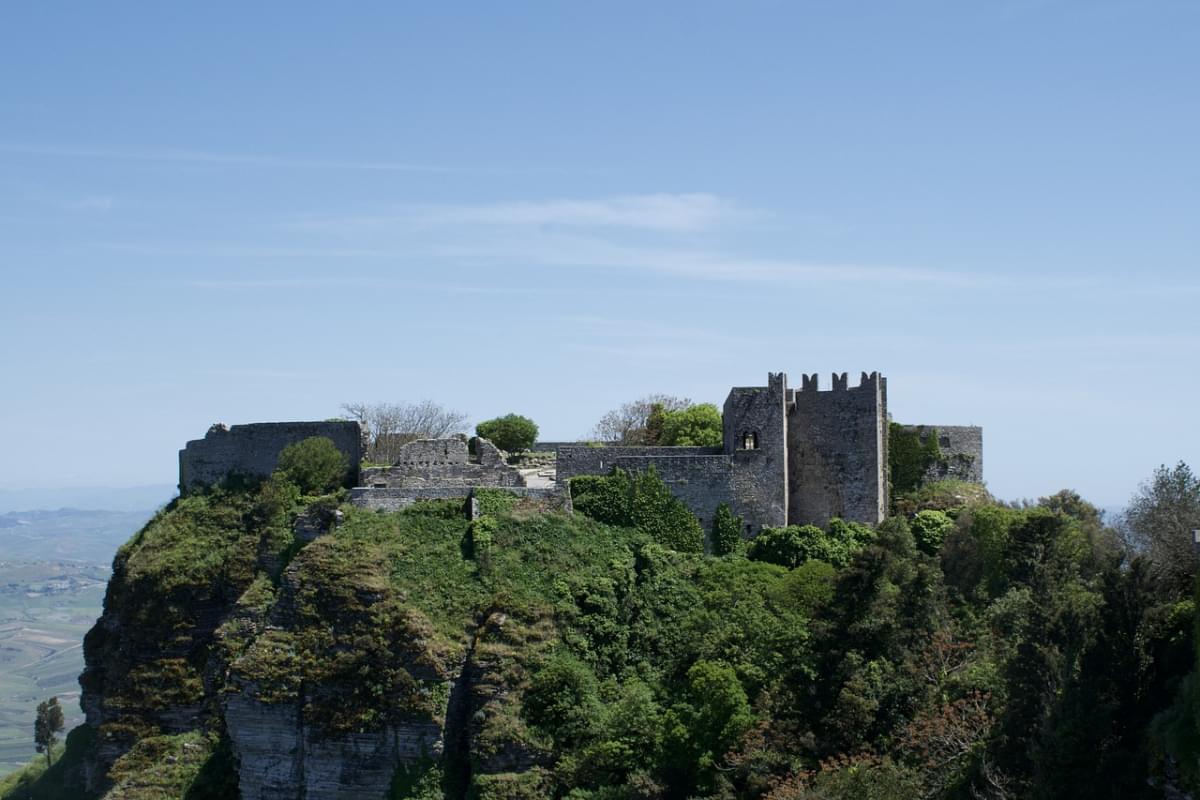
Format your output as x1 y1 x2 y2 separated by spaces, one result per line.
888 423 941 496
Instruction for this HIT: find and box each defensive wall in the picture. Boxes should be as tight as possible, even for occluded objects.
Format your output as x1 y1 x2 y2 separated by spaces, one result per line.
901 424 984 484
179 421 362 493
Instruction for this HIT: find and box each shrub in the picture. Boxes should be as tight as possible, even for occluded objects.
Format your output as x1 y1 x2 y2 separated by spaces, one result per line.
630 466 704 553
911 509 954 555
711 503 743 556
275 437 348 495
570 467 703 553
466 515 498 567
570 472 633 527
748 524 845 568
659 403 723 447
475 414 539 453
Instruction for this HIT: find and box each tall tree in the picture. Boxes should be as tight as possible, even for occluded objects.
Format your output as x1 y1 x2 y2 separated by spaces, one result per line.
1120 462 1200 598
34 696 64 768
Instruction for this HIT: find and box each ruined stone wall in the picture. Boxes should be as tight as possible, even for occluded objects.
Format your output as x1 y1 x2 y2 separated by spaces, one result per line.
359 438 523 489
903 424 984 484
723 373 789 531
556 446 723 482
179 421 362 493
788 372 887 527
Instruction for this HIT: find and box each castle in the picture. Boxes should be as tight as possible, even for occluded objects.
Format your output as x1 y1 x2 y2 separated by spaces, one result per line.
178 371 982 531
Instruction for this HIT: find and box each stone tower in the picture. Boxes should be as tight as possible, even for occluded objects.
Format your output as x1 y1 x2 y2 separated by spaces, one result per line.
723 372 789 531
787 371 888 527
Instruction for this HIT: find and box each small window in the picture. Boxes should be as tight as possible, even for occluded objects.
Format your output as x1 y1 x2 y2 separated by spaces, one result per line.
742 431 759 450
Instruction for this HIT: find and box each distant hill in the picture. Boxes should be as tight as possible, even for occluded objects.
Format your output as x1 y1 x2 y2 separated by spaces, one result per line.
0 508 160 565
0 485 176 515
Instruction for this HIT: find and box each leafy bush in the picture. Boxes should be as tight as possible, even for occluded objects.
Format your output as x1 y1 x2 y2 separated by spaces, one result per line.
711 503 743 555
275 436 349 494
911 509 954 555
749 524 841 568
630 466 704 553
747 518 879 569
888 423 941 496
466 514 498 565
475 414 539 453
570 472 633 527
658 403 723 447
569 468 703 553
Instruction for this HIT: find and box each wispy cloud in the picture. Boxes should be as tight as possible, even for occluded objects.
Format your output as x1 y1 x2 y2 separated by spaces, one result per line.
432 231 1006 288
0 142 476 174
290 193 747 234
65 195 115 211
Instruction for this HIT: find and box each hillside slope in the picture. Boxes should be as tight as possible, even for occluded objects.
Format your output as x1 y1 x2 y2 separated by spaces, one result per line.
2 477 1198 799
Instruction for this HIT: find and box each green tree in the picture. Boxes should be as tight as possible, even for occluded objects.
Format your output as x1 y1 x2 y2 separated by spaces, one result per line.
34 696 64 768
911 509 954 555
475 413 539 453
275 436 348 495
659 403 723 447
1121 462 1200 598
749 524 852 568
711 503 743 556
664 660 754 793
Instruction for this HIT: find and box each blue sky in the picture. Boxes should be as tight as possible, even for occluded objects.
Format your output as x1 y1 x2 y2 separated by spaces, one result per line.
1 1 1197 507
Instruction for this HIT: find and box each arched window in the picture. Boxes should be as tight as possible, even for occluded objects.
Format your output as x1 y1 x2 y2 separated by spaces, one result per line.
742 431 759 450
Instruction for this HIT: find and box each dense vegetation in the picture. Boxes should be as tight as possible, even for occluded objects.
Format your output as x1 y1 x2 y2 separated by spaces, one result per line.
476 414 540 453
5 457 1200 799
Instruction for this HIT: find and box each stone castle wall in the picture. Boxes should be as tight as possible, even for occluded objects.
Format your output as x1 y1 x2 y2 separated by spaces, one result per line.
788 372 888 527
179 421 362 493
556 446 723 482
903 424 983 484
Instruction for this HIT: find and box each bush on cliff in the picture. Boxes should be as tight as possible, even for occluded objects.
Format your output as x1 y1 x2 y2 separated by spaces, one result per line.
711 503 743 555
570 466 703 553
475 413 539 453
275 436 348 494
748 518 874 569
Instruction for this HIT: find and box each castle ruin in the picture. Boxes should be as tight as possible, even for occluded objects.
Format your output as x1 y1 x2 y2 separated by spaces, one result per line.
178 370 982 531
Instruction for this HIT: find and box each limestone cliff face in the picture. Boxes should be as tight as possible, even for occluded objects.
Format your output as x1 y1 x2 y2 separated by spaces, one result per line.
70 486 566 799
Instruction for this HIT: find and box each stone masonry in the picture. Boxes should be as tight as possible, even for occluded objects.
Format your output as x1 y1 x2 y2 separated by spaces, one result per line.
557 371 983 531
179 421 362 493
176 371 981 535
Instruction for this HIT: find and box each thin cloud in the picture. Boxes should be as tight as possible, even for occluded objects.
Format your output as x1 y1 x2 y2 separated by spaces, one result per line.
290 193 748 234
0 142 477 174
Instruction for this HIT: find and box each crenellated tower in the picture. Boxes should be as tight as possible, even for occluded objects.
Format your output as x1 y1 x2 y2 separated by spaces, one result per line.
787 371 888 527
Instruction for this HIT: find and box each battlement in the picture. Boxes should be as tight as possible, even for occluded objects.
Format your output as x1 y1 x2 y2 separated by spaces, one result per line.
797 371 884 393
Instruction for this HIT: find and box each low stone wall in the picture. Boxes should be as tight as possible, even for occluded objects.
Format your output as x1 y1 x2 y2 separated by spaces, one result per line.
556 446 724 482
360 437 524 489
179 421 362 493
349 486 572 515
